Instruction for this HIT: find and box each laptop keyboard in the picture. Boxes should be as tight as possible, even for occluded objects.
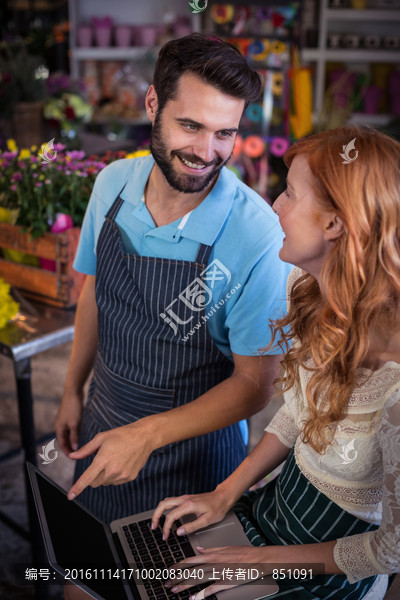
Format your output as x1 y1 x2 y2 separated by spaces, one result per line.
123 517 217 600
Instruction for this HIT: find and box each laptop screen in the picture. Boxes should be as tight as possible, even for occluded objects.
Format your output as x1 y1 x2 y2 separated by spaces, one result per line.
33 467 131 600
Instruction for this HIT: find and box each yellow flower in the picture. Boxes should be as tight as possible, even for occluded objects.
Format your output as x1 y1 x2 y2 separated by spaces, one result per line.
0 278 20 329
19 149 31 159
6 139 17 152
126 150 151 159
31 145 37 152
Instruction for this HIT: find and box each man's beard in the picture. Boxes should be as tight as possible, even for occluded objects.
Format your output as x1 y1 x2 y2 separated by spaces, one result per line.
150 111 230 194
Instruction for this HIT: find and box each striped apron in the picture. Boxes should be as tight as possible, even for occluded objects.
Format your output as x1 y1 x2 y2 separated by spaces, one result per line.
234 449 379 599
74 191 246 522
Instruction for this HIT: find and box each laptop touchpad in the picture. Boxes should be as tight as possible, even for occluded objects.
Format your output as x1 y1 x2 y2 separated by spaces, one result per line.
194 522 242 547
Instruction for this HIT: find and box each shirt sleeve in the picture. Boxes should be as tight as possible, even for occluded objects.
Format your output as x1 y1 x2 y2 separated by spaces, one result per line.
334 383 400 582
73 187 98 275
225 234 293 356
264 402 300 448
73 159 134 275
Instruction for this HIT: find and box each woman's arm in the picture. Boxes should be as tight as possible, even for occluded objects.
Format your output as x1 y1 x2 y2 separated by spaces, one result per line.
334 383 400 582
152 430 291 538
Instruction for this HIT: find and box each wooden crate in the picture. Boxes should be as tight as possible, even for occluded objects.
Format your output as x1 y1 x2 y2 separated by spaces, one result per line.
0 223 85 308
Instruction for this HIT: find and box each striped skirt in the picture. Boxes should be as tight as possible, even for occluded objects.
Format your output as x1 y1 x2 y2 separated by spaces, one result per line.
234 449 379 599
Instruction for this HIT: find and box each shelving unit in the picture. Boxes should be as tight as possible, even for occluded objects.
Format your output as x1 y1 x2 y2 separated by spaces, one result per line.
68 0 200 80
71 47 160 64
301 0 400 122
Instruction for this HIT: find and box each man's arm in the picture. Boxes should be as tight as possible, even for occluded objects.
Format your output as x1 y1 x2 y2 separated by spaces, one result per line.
66 352 282 499
55 275 98 454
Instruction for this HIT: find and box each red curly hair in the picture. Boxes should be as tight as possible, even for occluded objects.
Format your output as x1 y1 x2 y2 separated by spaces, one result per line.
270 126 400 453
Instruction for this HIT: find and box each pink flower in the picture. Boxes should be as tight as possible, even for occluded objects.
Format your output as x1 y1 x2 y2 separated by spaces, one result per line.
66 150 85 160
35 182 43 187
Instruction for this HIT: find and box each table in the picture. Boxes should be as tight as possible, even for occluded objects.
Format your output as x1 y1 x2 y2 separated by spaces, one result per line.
0 297 75 597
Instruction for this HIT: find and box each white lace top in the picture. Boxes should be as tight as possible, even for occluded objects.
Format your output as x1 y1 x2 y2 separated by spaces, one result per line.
265 268 400 586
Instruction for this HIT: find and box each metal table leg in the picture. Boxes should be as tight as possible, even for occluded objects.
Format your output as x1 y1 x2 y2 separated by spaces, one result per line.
14 357 49 599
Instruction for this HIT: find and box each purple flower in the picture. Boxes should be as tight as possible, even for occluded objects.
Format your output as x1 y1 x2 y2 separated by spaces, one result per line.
11 172 22 181
35 182 43 187
66 150 85 160
1 151 18 159
53 143 66 152
46 73 71 95
10 184 17 191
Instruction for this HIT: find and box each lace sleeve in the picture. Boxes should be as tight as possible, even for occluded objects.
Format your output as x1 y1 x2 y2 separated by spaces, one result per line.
334 383 400 583
265 403 299 448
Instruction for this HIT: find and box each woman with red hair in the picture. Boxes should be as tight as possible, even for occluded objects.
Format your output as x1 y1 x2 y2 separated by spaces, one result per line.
152 126 400 600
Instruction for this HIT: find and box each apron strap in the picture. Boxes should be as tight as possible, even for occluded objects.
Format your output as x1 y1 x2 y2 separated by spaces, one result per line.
195 242 213 266
105 184 127 221
106 184 213 267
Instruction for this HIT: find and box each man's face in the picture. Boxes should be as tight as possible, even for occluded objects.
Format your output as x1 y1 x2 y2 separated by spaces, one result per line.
148 72 245 194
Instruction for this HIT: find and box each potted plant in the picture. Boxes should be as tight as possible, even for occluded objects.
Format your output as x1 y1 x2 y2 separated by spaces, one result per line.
0 141 150 306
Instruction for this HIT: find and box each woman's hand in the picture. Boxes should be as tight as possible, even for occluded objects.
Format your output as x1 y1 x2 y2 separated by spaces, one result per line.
151 489 233 540
165 545 267 600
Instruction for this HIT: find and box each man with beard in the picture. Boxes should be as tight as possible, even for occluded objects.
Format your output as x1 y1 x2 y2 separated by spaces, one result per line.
55 34 292 526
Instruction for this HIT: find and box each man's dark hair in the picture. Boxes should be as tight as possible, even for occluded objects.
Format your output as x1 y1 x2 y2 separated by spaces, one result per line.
153 33 263 112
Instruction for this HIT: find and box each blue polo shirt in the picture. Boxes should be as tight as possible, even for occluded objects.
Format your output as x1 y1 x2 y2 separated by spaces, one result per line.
74 154 292 360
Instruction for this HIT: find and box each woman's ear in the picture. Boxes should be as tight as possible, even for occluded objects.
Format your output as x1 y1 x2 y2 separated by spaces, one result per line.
145 85 159 123
324 214 344 241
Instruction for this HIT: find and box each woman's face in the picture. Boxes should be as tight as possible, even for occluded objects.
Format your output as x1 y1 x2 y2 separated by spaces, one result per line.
273 155 337 280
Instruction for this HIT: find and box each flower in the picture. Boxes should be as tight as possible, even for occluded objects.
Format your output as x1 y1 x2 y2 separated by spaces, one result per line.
0 141 138 238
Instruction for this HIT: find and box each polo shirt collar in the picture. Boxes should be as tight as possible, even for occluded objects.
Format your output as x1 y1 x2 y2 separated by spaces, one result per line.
179 166 236 245
120 154 236 246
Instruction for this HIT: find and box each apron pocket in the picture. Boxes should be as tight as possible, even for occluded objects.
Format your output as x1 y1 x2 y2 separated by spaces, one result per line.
91 353 176 428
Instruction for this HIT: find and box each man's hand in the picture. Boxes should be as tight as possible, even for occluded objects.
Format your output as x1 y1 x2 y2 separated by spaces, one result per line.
66 421 154 500
55 391 84 455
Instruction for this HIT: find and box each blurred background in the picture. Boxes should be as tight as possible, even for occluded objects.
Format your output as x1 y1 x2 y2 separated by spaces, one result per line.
0 1 399 598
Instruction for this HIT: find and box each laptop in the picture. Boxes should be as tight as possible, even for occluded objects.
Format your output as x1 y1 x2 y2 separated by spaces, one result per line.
27 463 279 600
